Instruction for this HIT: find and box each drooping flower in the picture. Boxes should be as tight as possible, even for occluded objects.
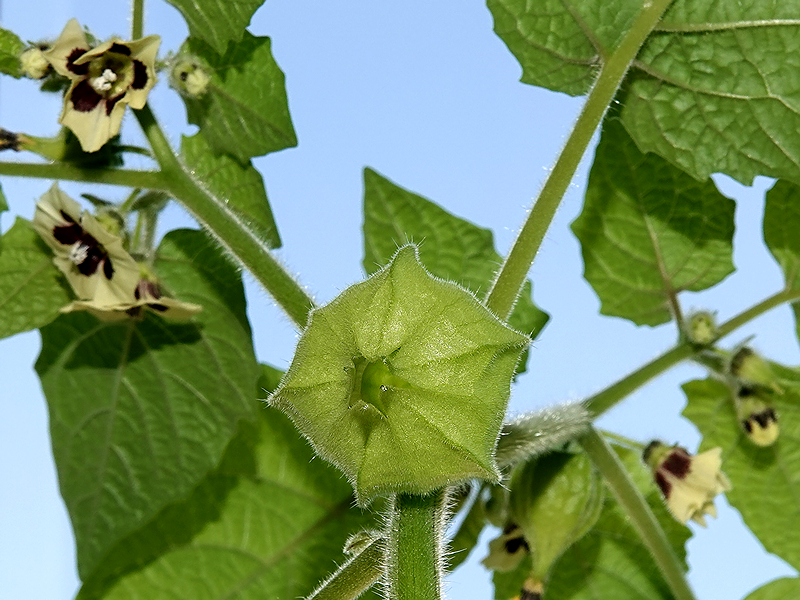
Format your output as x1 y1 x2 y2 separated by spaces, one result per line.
481 524 529 572
735 386 779 447
644 441 732 527
43 19 160 152
61 278 202 322
32 183 139 305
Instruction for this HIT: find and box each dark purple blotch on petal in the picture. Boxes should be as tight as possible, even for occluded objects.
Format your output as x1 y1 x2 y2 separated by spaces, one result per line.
131 59 148 90
71 80 103 112
108 43 132 56
105 94 124 116
102 257 115 280
504 535 529 555
661 449 691 479
66 48 89 75
53 223 83 245
655 471 672 498
150 303 169 312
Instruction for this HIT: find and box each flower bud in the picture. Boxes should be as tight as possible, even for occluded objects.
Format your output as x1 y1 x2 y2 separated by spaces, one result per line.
507 451 603 580
170 56 212 97
729 346 782 394
643 441 731 527
269 246 529 505
684 310 717 346
19 46 50 79
735 387 779 447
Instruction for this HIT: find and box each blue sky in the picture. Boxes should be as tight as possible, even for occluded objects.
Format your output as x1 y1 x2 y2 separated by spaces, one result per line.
0 1 797 598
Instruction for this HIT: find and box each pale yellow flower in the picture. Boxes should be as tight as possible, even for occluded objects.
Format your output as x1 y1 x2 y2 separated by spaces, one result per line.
644 441 732 527
43 19 160 152
32 184 139 306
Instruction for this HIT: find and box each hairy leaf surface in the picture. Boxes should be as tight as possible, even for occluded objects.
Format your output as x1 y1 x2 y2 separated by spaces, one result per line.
764 180 800 339
572 119 734 326
181 133 281 248
489 0 800 185
76 406 380 600
36 229 259 578
362 168 548 375
164 0 263 54
683 375 800 570
0 218 71 339
181 34 297 163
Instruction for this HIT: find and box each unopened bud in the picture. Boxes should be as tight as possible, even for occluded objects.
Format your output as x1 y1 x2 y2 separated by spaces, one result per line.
685 310 717 346
171 57 212 97
729 346 782 394
20 46 50 79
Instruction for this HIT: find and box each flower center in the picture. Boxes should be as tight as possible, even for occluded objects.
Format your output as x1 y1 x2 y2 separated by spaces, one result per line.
69 242 91 265
90 68 118 92
347 356 411 417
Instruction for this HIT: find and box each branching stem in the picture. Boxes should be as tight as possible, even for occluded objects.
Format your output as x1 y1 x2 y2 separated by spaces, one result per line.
485 0 676 320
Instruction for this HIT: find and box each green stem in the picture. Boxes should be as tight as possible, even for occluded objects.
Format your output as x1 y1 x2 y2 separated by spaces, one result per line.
0 161 164 189
386 490 449 600
579 427 697 600
306 538 384 600
132 0 145 38
485 0 675 319
585 287 800 417
133 104 316 328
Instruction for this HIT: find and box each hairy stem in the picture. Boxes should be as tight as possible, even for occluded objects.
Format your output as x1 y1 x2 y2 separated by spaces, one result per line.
386 490 449 600
0 161 164 189
134 104 316 328
580 427 697 600
306 538 384 600
485 0 676 319
585 287 800 417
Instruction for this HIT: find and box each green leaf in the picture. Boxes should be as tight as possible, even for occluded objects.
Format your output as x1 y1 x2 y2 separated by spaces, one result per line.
744 578 800 600
764 180 800 339
362 168 548 374
571 118 735 326
181 34 297 163
489 0 800 186
487 0 639 96
622 3 800 184
0 217 72 339
0 182 7 213
531 445 690 600
76 407 380 600
164 0 263 54
683 375 800 570
181 132 281 248
0 27 23 78
36 229 259 578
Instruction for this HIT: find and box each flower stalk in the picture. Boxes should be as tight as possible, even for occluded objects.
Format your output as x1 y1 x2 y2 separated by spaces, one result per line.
579 427 697 600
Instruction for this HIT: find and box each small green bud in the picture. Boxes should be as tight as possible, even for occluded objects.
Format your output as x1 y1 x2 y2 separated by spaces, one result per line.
507 451 603 580
170 56 212 97
684 310 718 346
269 246 529 505
729 346 783 394
736 387 779 447
20 46 50 79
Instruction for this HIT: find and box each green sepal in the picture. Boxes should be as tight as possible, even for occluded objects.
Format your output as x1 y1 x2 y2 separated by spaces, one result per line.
508 451 604 580
269 245 530 505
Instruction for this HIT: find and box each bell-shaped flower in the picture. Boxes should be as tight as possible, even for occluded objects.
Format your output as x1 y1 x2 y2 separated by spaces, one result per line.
735 387 779 447
32 184 139 305
644 441 732 527
481 524 529 572
43 19 160 152
61 278 202 322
